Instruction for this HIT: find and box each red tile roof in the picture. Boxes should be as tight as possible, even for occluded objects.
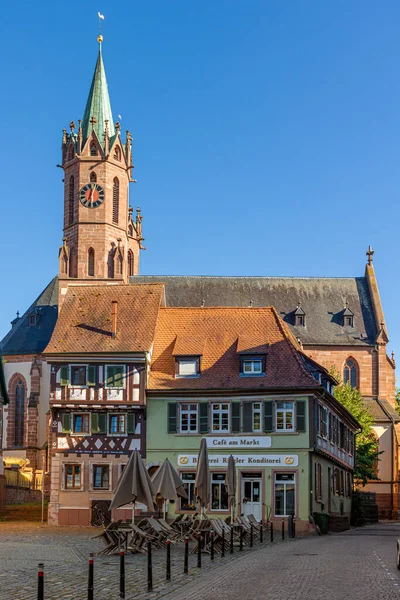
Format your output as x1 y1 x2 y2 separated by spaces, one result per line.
45 283 164 355
148 306 320 390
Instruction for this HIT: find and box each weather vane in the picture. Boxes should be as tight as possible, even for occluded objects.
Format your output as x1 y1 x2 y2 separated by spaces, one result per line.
97 11 105 44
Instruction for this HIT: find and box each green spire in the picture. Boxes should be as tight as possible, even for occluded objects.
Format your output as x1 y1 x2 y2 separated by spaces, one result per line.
82 45 115 143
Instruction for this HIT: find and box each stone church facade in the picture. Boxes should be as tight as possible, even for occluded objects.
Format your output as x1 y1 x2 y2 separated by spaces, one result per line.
0 38 398 519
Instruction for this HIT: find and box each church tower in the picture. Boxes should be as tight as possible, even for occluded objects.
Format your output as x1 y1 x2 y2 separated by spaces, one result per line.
58 36 144 299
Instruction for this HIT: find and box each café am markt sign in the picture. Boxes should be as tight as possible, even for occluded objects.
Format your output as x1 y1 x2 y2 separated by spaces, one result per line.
177 454 299 468
205 436 271 449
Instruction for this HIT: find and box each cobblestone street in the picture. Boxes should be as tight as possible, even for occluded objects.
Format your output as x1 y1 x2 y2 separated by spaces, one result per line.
0 522 400 599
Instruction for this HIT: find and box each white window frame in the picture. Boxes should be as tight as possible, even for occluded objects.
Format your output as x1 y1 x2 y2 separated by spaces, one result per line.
108 413 127 436
71 412 91 435
105 364 126 389
275 401 294 432
211 403 230 433
252 402 262 432
118 463 128 479
242 359 263 376
179 471 197 511
274 472 296 517
62 462 84 492
68 364 89 388
179 403 199 433
210 472 229 511
176 358 199 378
90 462 112 491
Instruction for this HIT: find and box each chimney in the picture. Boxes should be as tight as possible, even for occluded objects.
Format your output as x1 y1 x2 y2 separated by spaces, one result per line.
111 301 118 339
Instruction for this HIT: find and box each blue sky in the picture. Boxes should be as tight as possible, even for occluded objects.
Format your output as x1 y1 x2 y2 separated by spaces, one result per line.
0 1 399 357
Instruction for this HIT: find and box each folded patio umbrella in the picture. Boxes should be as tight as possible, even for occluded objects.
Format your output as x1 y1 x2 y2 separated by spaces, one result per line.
110 449 157 523
225 454 236 523
151 458 188 518
194 438 210 516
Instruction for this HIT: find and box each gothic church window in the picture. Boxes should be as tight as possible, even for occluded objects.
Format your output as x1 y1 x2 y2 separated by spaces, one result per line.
128 224 133 237
88 248 95 277
343 358 358 388
108 250 115 279
114 146 121 161
90 142 97 156
113 178 119 224
14 380 25 448
68 176 74 225
90 171 97 183
128 250 134 276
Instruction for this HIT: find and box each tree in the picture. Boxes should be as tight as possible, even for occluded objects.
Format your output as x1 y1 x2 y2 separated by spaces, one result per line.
332 371 381 486
395 389 400 416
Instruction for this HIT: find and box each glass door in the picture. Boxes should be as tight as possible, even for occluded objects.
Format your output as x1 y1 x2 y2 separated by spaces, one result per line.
241 475 262 522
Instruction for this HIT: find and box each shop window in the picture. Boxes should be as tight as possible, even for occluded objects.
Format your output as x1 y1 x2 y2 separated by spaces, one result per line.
65 464 82 490
210 473 228 511
343 358 358 388
109 414 126 435
92 465 110 490
105 365 125 388
176 358 199 378
72 414 90 434
211 403 230 432
274 473 295 517
179 403 198 433
180 472 197 511
70 365 87 387
275 401 294 432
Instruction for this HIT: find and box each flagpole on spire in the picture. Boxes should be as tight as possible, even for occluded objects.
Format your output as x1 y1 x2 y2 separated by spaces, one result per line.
97 11 105 47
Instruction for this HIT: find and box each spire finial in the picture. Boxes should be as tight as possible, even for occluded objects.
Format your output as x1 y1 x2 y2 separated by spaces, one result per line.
366 245 374 266
97 12 104 46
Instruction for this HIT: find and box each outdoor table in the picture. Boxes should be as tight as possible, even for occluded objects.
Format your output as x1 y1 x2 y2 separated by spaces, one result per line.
192 527 212 554
114 526 134 552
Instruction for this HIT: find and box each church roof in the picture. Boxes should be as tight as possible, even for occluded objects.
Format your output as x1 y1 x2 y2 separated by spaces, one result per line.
362 397 400 423
131 275 377 347
82 47 115 144
1 277 58 355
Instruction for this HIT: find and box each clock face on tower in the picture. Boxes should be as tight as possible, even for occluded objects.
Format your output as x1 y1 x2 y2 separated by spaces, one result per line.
79 183 105 209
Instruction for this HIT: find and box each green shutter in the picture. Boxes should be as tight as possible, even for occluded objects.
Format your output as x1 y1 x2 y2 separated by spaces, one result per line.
87 365 96 387
91 413 99 433
296 400 306 433
114 366 124 388
242 403 253 433
106 366 115 387
168 403 178 434
231 402 241 433
60 366 69 387
127 413 136 434
61 413 71 433
264 401 274 432
98 413 107 434
199 402 209 434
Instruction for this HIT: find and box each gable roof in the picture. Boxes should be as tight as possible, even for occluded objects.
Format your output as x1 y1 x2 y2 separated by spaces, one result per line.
1 277 59 355
132 276 376 347
45 283 164 356
148 306 323 391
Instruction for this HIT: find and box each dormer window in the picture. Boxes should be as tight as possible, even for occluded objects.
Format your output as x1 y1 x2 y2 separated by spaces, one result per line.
294 304 306 327
29 314 36 327
90 142 97 156
343 303 354 327
240 355 265 376
176 357 200 378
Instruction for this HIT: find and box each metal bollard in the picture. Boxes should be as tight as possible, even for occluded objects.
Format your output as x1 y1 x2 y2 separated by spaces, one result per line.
88 553 94 600
197 533 202 568
147 541 153 592
120 550 125 599
230 526 234 555
221 528 225 558
166 539 171 581
239 525 243 551
293 517 296 539
37 563 44 600
184 537 189 574
270 521 274 543
250 523 253 548
259 522 263 544
210 531 215 560
288 515 292 538
282 519 285 541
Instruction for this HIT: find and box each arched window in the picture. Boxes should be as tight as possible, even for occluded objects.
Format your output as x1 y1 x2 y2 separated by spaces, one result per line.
113 178 119 224
68 145 74 161
343 358 358 388
128 224 133 237
88 248 95 277
90 171 97 183
128 250 134 276
68 176 74 225
114 146 121 161
90 141 97 156
14 380 25 447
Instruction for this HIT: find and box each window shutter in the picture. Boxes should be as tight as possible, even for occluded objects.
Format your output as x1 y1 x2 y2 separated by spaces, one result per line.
61 413 71 433
168 403 178 434
60 366 69 387
88 365 96 387
242 403 253 433
91 413 99 434
98 413 107 434
264 401 274 433
127 413 136 434
199 402 209 434
296 400 306 432
114 366 124 388
231 402 241 433
106 366 115 387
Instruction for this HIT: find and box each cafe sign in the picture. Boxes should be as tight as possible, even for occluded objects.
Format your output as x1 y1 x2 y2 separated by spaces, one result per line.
177 454 298 468
205 436 271 449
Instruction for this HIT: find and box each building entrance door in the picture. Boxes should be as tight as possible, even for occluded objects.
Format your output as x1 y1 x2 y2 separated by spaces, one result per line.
241 473 262 522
